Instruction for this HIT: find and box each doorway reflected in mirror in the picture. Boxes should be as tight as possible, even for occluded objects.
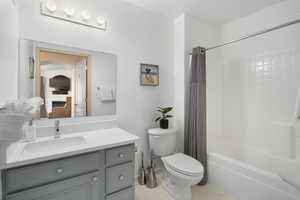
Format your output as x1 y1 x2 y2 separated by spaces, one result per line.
18 40 117 120
39 50 87 119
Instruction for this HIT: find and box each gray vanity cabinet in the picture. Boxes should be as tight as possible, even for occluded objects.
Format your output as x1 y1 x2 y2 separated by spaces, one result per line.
5 152 103 193
1 144 135 200
6 171 103 200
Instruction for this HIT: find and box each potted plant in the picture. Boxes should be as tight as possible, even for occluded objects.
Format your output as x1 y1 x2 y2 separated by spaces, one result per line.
155 107 173 129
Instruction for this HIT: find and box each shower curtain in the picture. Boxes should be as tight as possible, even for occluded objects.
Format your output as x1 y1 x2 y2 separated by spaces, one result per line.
184 47 207 185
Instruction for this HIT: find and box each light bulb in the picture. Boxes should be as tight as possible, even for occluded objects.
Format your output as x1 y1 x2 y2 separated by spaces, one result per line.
46 0 57 13
96 16 106 25
81 10 91 21
64 7 75 17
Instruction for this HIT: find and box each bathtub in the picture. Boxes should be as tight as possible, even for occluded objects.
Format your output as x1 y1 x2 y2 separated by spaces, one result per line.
207 152 300 200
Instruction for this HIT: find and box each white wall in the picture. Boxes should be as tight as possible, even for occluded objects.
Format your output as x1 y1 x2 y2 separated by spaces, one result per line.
18 39 34 99
0 0 18 196
173 13 221 152
0 0 19 101
185 14 221 54
173 14 186 152
184 14 221 152
18 0 174 163
222 0 300 42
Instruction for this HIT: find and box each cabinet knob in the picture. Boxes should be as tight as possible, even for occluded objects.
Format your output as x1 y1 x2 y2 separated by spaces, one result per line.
119 153 125 158
92 176 98 182
119 175 125 181
56 168 63 174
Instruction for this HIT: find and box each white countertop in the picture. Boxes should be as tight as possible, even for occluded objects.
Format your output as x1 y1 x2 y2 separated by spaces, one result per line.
3 128 139 169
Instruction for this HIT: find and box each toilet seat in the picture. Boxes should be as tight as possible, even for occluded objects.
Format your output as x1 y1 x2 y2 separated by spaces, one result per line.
163 153 204 177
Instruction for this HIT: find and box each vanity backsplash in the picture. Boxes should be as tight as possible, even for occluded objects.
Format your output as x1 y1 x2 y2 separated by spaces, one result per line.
35 115 119 137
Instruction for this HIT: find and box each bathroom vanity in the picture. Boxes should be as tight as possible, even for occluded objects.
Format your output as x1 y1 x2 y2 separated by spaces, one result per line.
0 36 139 200
1 128 138 200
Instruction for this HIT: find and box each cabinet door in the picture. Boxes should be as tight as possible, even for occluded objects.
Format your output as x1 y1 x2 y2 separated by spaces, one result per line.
6 171 104 200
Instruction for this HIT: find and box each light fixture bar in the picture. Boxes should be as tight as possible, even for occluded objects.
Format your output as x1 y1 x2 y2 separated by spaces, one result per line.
41 0 107 31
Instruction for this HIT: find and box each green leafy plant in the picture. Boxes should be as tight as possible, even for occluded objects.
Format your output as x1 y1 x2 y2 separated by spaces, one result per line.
155 107 173 122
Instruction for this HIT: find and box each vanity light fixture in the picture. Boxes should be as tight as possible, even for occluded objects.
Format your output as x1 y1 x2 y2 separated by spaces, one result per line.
64 7 75 17
96 16 106 26
81 10 91 21
41 0 107 30
46 0 57 13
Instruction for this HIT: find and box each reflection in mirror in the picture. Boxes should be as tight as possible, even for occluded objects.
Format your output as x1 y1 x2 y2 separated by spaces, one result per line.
19 39 117 120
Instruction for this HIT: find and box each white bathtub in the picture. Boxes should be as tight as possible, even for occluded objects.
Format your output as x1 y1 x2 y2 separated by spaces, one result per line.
207 152 300 200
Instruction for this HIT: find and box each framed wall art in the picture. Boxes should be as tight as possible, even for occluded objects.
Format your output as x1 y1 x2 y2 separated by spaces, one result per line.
140 63 159 86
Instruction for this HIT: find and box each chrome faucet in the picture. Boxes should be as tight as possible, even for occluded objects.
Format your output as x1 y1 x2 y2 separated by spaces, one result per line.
54 120 61 139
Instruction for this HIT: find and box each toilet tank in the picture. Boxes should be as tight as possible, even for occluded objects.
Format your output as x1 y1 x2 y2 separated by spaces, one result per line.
148 128 177 157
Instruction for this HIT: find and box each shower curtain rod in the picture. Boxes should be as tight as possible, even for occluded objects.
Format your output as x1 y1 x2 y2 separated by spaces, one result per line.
193 18 300 52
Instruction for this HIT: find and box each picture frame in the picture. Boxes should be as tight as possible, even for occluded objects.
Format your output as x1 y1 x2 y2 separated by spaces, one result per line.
140 63 159 86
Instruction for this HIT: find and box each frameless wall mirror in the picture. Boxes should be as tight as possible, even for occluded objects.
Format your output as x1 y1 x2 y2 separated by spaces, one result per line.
18 39 117 120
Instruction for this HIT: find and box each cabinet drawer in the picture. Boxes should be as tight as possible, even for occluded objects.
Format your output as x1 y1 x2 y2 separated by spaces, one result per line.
106 162 134 194
7 171 104 200
6 151 104 193
106 187 134 200
106 145 134 166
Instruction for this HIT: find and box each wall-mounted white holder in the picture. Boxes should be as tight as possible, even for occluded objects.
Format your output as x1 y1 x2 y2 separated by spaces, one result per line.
0 114 28 168
41 0 107 31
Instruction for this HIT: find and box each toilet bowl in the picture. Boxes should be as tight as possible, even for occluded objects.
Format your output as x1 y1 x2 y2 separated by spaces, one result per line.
148 128 204 200
161 153 204 200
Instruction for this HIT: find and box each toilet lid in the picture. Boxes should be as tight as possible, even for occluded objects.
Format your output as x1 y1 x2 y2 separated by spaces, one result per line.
164 153 204 176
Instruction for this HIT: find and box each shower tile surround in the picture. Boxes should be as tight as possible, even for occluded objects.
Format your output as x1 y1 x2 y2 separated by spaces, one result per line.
243 50 299 159
209 26 300 174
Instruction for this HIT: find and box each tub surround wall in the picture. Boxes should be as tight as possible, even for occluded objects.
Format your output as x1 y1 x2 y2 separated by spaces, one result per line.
209 0 300 170
207 0 300 199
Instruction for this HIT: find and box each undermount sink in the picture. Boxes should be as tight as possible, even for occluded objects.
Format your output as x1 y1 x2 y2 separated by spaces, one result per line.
23 136 87 156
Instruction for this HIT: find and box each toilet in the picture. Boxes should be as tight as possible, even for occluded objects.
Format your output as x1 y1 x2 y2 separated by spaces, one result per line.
148 128 204 200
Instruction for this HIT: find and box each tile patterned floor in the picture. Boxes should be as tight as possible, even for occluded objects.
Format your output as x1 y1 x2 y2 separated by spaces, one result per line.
135 183 238 200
